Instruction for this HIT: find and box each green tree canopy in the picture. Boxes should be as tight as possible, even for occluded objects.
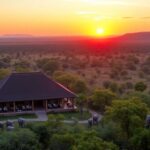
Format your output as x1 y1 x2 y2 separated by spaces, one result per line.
27 124 50 149
53 71 87 94
105 99 148 139
37 58 60 75
0 129 40 150
49 134 75 150
0 68 11 79
134 81 147 92
75 131 118 150
124 91 150 107
14 61 31 73
130 128 150 150
90 88 116 111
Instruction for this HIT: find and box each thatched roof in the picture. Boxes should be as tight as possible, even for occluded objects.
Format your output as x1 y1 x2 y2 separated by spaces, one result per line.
0 72 76 102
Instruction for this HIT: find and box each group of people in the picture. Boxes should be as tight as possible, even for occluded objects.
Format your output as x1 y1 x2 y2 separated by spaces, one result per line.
15 104 32 112
0 103 33 113
0 105 13 113
63 100 74 109
47 99 74 110
47 103 60 109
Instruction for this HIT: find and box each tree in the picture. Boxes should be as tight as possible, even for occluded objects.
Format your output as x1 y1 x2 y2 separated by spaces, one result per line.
134 82 147 92
36 58 49 68
75 131 118 150
0 56 11 68
105 99 148 139
0 129 40 150
53 72 77 89
43 60 59 75
53 71 87 94
1 56 11 64
71 79 87 94
0 68 10 79
36 58 59 75
125 91 150 107
118 84 126 95
46 114 65 135
95 121 123 145
14 61 31 73
49 134 75 150
144 56 150 66
126 62 137 71
141 66 150 75
125 82 133 89
76 93 87 116
127 55 139 64
28 124 50 149
103 80 111 89
109 82 119 93
109 69 120 80
90 89 116 112
130 128 150 150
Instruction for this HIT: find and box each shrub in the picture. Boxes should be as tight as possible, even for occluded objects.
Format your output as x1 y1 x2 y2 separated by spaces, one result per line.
134 82 147 92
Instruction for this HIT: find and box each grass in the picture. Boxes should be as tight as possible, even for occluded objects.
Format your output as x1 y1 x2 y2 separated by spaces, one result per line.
48 110 91 121
0 113 37 121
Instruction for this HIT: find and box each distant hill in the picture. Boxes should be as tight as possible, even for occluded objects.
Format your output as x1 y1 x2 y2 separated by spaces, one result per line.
113 32 150 43
0 32 150 45
1 34 33 38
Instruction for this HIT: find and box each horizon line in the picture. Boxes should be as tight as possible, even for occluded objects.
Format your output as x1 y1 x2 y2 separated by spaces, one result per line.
0 31 150 39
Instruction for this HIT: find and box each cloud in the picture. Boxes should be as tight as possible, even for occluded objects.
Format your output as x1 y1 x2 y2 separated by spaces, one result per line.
122 17 134 19
76 11 96 15
122 16 150 20
141 17 150 19
69 0 136 6
94 16 112 21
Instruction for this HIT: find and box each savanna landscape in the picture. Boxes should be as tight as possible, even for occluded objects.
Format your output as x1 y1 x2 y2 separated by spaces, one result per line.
0 37 150 150
0 37 149 95
0 0 150 150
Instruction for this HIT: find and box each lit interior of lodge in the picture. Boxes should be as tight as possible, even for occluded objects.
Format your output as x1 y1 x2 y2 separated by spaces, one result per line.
0 98 75 114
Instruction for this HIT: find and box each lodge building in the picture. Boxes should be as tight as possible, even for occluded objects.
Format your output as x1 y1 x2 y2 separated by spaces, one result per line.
0 72 76 114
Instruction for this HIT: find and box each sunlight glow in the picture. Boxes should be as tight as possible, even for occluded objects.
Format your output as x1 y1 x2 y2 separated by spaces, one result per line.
96 28 105 36
0 0 150 36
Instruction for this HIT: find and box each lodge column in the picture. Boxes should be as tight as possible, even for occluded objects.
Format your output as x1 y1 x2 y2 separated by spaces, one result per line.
13 101 16 112
72 98 75 109
32 101 34 111
45 100 48 111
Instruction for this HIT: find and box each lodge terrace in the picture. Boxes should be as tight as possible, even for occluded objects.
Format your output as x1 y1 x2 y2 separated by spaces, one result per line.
0 72 76 115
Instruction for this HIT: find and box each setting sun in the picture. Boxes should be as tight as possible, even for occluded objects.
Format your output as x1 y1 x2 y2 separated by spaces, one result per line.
96 28 105 36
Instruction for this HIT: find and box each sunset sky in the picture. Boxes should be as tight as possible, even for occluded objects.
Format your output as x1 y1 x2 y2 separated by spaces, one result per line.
1 0 150 37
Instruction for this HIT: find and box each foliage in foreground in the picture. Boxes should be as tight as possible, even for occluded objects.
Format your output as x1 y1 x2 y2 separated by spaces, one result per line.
0 129 40 150
0 97 150 150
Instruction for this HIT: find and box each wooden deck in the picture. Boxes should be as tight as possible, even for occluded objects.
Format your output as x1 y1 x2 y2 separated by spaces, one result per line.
0 107 77 116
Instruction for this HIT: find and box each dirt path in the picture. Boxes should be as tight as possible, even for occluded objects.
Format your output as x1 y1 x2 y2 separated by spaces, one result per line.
0 110 103 124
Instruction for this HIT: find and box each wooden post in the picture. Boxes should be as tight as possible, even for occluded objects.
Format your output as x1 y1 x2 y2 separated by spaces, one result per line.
72 98 75 109
45 100 48 111
13 101 16 112
59 99 61 108
32 101 34 111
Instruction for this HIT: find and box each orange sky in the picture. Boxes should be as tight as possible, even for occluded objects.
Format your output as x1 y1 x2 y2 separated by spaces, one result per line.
0 0 150 37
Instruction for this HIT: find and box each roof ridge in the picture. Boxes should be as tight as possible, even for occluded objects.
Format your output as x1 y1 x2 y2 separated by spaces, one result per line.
0 74 11 89
11 71 41 75
56 82 76 96
42 73 76 96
